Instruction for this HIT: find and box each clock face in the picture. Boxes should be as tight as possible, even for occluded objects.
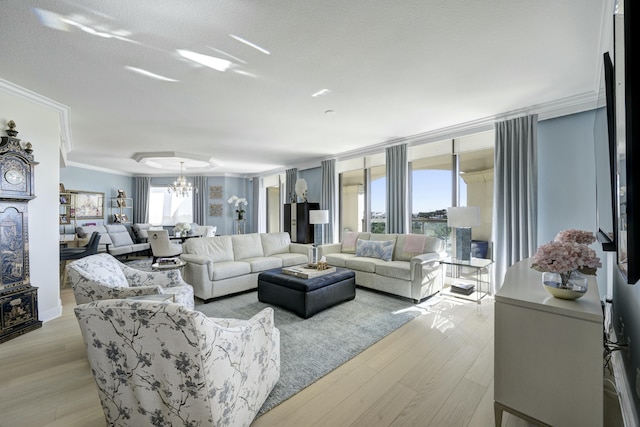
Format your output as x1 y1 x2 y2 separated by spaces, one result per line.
5 169 25 185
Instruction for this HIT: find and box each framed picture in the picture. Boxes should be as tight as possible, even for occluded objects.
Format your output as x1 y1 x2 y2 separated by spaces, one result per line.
209 186 223 199
72 191 104 219
209 203 223 217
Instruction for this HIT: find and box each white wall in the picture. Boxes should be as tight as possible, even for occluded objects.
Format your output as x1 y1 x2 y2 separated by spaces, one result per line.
0 90 63 322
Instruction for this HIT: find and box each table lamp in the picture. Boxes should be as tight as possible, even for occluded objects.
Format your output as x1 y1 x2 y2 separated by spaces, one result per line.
309 209 329 263
447 206 480 261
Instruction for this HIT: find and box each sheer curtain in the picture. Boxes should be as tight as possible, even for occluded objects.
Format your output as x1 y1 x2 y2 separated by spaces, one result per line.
492 114 538 291
133 176 150 223
285 168 297 203
321 159 336 244
385 144 407 233
192 176 207 225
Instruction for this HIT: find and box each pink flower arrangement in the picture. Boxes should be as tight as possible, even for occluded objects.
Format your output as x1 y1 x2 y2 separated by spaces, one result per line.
554 229 597 245
531 229 601 286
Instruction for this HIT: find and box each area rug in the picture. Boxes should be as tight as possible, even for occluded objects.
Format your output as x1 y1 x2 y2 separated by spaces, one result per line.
125 259 422 415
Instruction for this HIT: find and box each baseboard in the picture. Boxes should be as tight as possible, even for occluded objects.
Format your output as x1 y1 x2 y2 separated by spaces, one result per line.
608 323 640 426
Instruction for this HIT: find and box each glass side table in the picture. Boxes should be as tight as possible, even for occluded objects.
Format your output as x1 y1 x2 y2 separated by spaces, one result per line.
440 257 494 305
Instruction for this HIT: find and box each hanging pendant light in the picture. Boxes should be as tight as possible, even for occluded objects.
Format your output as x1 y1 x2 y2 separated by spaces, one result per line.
168 161 195 197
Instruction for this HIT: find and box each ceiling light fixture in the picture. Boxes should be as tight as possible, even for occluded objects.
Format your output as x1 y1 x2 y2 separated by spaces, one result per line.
229 34 270 55
168 162 197 197
177 49 232 72
312 89 330 97
125 66 178 82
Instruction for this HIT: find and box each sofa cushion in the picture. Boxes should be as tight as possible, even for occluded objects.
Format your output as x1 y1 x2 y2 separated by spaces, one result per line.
270 252 309 267
375 260 412 281
394 234 425 261
356 239 395 262
232 234 264 260
345 256 387 273
78 225 112 246
323 252 356 267
244 257 283 272
261 233 291 256
209 261 252 281
183 236 234 263
341 232 370 254
106 224 135 247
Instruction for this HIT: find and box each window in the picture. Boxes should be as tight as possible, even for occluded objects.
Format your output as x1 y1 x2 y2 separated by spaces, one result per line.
148 186 193 225
369 165 386 233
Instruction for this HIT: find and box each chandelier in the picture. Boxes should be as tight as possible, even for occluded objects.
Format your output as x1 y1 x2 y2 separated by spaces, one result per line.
168 162 196 197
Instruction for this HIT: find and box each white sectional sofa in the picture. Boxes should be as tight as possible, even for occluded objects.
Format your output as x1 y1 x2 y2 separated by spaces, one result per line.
180 232 310 302
76 224 150 257
318 232 446 302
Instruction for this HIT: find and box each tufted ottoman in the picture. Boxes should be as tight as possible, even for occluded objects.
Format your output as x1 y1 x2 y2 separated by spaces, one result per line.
258 267 356 318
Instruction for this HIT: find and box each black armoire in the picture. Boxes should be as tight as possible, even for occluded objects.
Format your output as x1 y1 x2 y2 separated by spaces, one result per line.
284 202 319 244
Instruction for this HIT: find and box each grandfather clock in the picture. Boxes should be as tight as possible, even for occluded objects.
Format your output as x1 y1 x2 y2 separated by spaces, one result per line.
0 120 41 343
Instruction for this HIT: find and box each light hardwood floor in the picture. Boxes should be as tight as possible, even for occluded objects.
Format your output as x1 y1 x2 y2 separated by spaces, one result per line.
0 288 619 427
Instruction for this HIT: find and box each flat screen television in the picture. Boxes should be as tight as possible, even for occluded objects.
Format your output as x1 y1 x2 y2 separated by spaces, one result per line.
614 0 640 284
594 51 617 252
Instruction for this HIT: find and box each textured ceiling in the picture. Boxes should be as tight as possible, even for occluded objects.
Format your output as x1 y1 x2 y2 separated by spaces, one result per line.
0 0 610 176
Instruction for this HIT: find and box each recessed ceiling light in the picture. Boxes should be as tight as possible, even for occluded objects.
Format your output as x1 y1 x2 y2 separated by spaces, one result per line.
312 89 330 97
125 66 178 82
177 49 232 72
229 34 270 55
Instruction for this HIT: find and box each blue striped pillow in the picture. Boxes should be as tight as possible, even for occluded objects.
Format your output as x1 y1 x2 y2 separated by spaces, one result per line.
355 239 395 262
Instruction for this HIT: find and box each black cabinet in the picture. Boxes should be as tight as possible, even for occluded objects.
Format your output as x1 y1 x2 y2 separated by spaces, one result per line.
284 202 319 244
0 121 41 343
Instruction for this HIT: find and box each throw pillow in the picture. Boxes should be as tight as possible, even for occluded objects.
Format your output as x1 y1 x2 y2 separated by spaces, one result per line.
355 239 395 262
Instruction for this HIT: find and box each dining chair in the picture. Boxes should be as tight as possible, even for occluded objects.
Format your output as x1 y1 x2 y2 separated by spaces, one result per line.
148 229 183 262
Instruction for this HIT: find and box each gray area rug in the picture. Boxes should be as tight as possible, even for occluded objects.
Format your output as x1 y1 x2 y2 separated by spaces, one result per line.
125 259 421 415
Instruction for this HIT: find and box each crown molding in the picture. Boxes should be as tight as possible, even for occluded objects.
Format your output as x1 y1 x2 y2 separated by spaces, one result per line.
0 78 73 163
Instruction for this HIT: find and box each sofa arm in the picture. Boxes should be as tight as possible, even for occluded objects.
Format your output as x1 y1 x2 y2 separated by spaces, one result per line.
289 243 311 255
318 243 341 258
180 253 210 265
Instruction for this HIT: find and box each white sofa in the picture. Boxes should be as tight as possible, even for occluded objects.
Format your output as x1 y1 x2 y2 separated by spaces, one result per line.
318 232 446 302
77 224 150 257
180 232 310 302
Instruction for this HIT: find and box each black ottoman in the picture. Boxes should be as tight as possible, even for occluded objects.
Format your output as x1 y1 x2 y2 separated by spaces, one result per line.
258 267 356 318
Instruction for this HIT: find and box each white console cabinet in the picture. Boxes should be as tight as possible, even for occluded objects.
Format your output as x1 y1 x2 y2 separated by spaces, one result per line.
494 258 603 426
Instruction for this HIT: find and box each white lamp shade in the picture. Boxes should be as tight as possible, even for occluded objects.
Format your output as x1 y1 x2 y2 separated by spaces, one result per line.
309 210 329 224
447 206 481 227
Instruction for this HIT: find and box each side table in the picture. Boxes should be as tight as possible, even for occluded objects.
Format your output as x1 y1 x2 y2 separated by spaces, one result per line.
151 260 186 271
440 257 494 305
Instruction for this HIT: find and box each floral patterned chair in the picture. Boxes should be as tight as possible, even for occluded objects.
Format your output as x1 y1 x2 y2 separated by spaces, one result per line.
67 253 194 309
75 299 280 427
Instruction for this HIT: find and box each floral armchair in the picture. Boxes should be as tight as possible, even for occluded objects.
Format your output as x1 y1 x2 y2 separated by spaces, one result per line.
74 299 280 427
67 253 194 309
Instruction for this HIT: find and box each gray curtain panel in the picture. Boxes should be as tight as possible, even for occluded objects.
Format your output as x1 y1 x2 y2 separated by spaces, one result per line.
321 159 335 244
285 168 297 203
492 114 538 291
193 176 207 225
386 144 408 234
252 178 260 233
133 176 150 224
